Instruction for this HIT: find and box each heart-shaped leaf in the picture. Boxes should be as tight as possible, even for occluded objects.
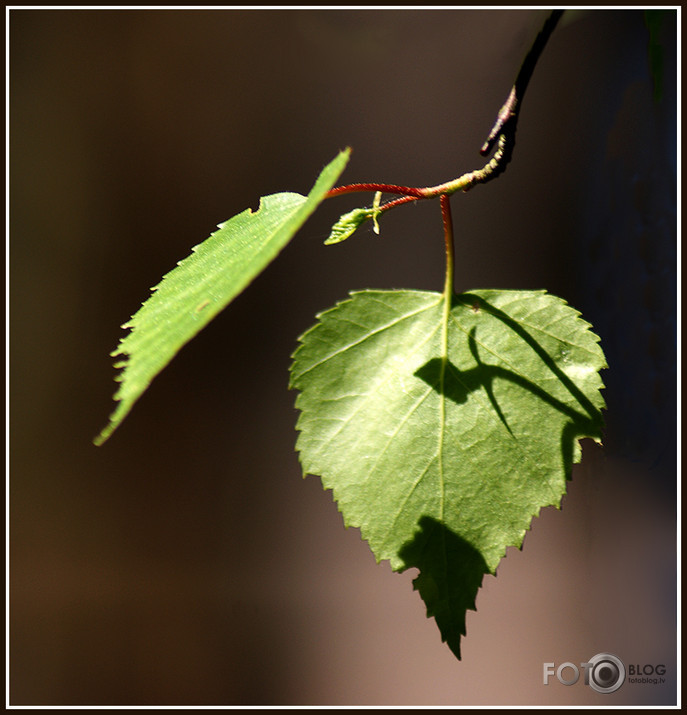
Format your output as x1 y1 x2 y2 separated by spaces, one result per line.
290 288 606 658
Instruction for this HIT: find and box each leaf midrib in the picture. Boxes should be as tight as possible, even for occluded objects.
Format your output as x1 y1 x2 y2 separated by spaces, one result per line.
438 292 450 523
438 289 451 640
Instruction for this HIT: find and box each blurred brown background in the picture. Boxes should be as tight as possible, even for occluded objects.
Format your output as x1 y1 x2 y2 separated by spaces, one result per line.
9 9 677 706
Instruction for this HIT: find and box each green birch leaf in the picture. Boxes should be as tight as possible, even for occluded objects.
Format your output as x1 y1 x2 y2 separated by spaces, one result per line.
95 149 350 445
289 288 606 658
324 206 376 244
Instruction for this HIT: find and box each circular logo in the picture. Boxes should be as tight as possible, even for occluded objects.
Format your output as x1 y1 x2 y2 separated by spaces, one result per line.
587 653 626 694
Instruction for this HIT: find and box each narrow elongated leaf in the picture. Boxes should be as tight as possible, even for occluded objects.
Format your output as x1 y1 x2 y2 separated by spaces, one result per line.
290 288 606 658
95 149 350 444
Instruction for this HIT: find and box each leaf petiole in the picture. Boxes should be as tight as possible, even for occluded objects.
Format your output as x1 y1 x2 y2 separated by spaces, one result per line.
440 195 455 299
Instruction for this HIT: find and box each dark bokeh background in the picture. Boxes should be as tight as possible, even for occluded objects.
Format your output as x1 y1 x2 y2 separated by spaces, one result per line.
10 9 677 706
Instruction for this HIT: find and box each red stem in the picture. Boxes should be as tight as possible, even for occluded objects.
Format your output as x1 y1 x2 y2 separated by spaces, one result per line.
326 182 424 199
378 194 419 212
440 195 454 296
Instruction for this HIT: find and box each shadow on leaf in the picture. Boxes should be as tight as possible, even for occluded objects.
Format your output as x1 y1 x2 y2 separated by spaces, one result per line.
398 515 489 660
457 293 604 428
416 294 604 480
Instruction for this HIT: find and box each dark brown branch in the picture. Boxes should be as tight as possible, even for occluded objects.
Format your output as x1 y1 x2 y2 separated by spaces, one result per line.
476 9 564 184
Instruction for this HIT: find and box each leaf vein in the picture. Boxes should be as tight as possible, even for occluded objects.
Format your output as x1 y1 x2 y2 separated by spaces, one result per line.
294 300 441 380
307 321 443 459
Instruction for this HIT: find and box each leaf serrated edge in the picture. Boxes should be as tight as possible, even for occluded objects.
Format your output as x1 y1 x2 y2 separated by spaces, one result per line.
96 149 350 445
